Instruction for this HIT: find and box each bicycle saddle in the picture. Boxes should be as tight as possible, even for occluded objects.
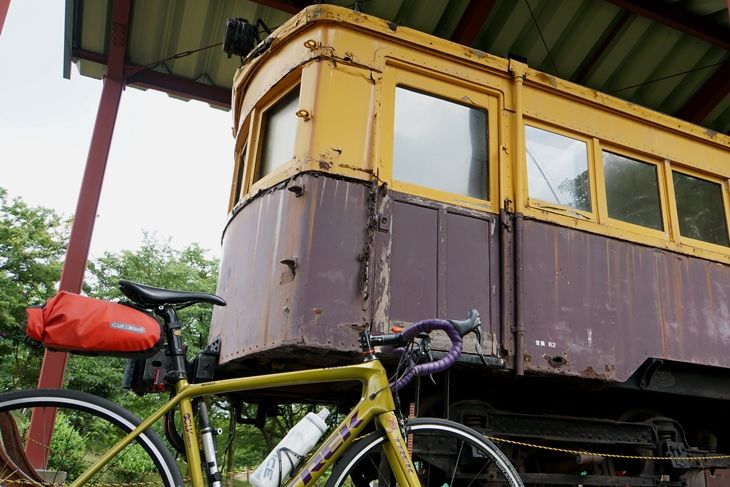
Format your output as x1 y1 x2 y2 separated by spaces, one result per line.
118 280 227 308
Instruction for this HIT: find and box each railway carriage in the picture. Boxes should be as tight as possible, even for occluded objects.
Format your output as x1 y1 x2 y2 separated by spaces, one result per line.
209 5 730 485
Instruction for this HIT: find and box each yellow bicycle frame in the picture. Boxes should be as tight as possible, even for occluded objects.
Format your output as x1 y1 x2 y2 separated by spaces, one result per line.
72 359 420 487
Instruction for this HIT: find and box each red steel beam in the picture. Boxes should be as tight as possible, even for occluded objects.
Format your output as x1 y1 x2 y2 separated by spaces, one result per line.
450 0 498 47
0 0 10 36
127 69 231 108
73 48 231 108
676 59 730 124
27 0 130 469
605 0 730 51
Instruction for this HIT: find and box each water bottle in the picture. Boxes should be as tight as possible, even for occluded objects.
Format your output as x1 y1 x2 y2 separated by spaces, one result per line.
250 408 330 487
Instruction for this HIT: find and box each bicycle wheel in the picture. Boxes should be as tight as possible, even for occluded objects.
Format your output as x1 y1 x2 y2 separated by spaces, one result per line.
327 418 522 487
0 388 183 487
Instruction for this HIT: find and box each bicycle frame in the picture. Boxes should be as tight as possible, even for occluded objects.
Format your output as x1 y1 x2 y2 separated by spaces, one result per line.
72 359 420 487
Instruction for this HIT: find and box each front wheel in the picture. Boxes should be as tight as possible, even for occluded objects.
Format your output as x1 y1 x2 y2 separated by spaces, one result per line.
327 417 523 487
0 388 183 487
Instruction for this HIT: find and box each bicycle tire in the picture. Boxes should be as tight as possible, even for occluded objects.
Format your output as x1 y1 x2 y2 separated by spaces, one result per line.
327 417 523 487
0 388 183 487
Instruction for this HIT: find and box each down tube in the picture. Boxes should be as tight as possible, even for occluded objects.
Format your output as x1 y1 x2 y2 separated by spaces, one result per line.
286 401 377 487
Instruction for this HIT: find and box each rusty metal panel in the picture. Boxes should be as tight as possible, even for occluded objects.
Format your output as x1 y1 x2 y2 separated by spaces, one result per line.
210 174 369 364
521 219 730 381
389 201 439 324
386 193 498 337
444 212 492 330
706 468 730 487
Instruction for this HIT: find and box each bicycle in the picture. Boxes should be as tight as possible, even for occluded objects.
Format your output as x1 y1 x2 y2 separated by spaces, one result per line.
0 280 523 487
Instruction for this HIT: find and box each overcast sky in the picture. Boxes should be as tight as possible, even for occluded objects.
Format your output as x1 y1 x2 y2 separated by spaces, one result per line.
1 1 235 259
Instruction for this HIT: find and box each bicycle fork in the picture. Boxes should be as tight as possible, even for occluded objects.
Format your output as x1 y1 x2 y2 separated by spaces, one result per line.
376 411 421 486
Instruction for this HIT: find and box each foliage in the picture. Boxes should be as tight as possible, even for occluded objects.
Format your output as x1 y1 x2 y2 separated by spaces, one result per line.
0 188 68 390
114 446 157 481
0 190 318 476
49 413 87 479
85 233 220 352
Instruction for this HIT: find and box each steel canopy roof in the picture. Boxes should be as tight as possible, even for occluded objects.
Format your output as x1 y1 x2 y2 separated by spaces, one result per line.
66 0 730 134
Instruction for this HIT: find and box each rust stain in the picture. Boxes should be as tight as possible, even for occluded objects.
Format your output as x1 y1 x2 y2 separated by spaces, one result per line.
580 366 604 380
535 72 558 88
318 159 332 170
466 48 488 59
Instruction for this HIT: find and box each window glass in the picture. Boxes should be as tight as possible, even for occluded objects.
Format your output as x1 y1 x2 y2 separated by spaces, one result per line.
673 172 729 246
393 87 488 200
258 87 300 181
603 152 662 230
525 126 590 212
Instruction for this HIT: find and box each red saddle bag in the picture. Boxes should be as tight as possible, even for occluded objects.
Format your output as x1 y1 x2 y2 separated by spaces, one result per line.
26 292 162 357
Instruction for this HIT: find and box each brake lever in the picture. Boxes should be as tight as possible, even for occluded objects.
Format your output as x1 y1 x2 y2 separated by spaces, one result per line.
449 309 489 366
413 334 437 385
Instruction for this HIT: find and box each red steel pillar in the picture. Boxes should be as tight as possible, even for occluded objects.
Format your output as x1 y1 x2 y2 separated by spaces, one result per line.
27 0 131 468
0 0 11 36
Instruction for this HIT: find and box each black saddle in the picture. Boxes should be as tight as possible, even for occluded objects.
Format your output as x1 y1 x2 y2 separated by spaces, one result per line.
119 280 226 308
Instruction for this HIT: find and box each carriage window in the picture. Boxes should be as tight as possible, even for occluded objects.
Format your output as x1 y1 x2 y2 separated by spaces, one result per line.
672 172 729 246
604 152 662 230
393 87 488 200
232 144 247 205
258 87 300 181
525 126 590 212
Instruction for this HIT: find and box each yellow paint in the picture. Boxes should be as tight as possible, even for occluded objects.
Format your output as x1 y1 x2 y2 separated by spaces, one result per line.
228 4 730 263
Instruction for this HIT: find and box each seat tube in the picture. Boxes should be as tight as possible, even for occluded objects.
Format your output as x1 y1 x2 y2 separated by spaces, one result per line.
177 389 205 487
375 411 421 486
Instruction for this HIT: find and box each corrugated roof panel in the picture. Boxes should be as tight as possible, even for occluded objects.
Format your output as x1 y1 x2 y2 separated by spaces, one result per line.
662 49 728 114
584 15 650 90
549 2 616 80
68 0 729 133
479 1 529 57
361 0 405 23
634 36 708 111
518 0 583 76
401 0 451 34
608 23 684 103
706 97 730 132
432 0 470 39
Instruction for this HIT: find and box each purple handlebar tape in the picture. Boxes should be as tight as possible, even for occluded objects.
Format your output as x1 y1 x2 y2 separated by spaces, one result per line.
390 319 463 391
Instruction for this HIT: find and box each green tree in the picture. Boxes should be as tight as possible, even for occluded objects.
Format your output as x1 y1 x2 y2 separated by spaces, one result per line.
86 233 219 352
0 188 68 390
65 234 220 403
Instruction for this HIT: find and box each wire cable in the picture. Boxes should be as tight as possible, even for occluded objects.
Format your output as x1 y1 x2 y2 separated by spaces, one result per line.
608 61 724 94
524 0 560 77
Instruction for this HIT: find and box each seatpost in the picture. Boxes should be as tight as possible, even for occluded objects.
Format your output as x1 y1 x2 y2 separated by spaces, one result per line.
157 305 188 383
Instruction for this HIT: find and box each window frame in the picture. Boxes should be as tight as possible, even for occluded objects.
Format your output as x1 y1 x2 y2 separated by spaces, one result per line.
230 141 249 210
594 143 669 240
379 64 499 212
523 120 598 222
237 78 303 198
667 165 730 251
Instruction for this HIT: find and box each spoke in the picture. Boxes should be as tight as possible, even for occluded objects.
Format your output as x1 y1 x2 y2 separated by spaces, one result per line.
449 439 464 487
464 458 492 487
